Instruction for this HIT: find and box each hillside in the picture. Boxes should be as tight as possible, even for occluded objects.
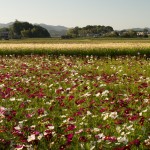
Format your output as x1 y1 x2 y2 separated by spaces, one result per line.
0 22 68 37
37 24 68 37
125 28 150 32
0 22 13 28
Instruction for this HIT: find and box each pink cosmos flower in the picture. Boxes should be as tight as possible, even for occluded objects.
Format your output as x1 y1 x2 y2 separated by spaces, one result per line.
0 106 6 117
129 139 140 146
99 108 107 112
79 136 87 142
32 131 40 136
75 99 85 105
128 114 139 121
65 133 74 144
14 145 24 150
66 124 76 131
104 136 117 142
37 108 45 115
26 113 33 118
69 95 74 100
114 145 130 150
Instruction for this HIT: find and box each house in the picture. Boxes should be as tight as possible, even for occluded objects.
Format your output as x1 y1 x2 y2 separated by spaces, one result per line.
137 31 144 36
137 31 149 37
0 31 9 40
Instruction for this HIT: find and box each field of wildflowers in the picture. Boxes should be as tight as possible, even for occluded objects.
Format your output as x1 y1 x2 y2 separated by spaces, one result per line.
0 55 149 150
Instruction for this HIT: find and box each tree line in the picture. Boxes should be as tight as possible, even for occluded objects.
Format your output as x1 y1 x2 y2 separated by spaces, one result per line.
67 25 114 38
62 25 149 39
0 22 149 39
0 20 50 39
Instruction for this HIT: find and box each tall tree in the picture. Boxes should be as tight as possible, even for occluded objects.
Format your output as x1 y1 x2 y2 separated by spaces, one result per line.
11 20 50 38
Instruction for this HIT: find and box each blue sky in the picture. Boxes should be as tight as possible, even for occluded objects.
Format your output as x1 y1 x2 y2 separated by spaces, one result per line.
0 0 150 29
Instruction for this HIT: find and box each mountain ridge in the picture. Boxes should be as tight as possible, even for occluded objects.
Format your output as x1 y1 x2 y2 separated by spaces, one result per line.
0 22 68 37
123 27 150 32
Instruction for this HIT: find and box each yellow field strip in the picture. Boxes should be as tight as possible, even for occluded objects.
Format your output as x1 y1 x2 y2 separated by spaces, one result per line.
0 43 150 50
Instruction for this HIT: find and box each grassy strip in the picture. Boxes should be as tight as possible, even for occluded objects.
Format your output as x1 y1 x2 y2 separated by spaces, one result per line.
0 48 150 58
1 37 150 44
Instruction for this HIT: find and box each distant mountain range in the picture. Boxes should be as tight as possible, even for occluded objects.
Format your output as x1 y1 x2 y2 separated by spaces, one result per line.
36 24 68 37
132 28 150 32
0 22 13 28
0 22 68 37
122 28 150 32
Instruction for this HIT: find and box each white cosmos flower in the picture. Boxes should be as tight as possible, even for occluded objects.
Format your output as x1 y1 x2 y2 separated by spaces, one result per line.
116 126 121 133
63 120 67 123
75 129 83 134
126 125 134 131
97 133 105 143
66 88 71 91
37 133 43 140
142 109 148 113
27 134 35 142
87 111 92 115
14 126 21 130
37 114 47 119
109 112 118 119
61 115 66 118
25 144 33 149
17 98 23 101
82 92 91 97
80 122 84 125
96 76 101 80
48 125 54 130
10 97 16 101
92 115 98 118
90 146 95 150
0 84 5 88
102 112 109 120
101 90 109 97
99 84 106 87
144 99 149 103
117 136 128 144
95 92 100 97
49 84 53 88
82 116 86 120
93 128 100 132
30 125 36 129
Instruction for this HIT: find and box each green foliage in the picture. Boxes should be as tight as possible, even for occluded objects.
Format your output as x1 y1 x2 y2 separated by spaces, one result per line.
0 27 9 32
0 47 149 58
67 25 114 37
10 20 51 38
21 29 32 38
0 28 10 40
120 30 137 38
31 25 50 38
103 31 119 37
66 25 148 38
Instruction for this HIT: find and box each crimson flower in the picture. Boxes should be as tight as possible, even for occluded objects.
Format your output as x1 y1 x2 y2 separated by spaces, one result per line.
37 108 45 115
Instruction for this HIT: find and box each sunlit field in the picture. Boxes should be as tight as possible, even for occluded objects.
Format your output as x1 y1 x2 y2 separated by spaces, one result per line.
0 38 150 57
1 43 150 49
0 38 150 150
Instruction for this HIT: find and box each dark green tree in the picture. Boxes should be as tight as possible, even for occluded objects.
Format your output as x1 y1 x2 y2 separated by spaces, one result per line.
11 20 50 38
67 25 114 37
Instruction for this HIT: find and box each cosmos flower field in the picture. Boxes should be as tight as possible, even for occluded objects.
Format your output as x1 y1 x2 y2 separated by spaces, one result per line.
0 54 149 150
